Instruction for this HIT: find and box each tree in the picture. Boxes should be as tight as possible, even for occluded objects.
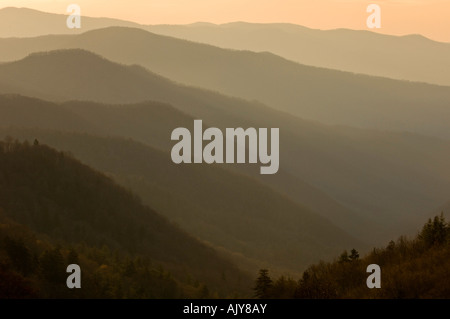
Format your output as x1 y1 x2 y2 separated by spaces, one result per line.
349 249 360 261
67 247 79 265
40 248 66 284
254 269 273 298
198 284 210 299
419 213 448 247
4 237 35 276
271 276 297 299
0 268 38 298
387 240 395 251
338 250 350 263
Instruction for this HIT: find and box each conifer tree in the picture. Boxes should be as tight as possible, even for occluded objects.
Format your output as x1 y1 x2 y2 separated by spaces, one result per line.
254 269 273 298
349 248 359 261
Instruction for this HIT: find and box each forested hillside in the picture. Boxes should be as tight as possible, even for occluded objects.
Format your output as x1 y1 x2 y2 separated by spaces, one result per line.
0 128 360 274
255 214 450 299
0 139 251 298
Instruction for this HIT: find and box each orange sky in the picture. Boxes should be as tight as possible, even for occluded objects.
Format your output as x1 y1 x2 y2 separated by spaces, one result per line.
2 0 450 42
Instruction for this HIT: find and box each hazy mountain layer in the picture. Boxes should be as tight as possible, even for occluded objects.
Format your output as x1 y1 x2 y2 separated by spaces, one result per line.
2 7 449 87
0 127 362 274
0 93 373 241
1 28 450 140
147 22 450 86
1 51 450 244
0 7 139 38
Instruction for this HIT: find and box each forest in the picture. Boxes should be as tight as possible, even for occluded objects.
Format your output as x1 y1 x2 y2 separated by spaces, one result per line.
1 139 449 298
0 139 250 298
254 214 450 299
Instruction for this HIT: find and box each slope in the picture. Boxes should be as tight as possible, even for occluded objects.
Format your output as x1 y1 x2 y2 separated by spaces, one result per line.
1 52 450 243
1 28 450 139
2 7 450 87
147 22 450 87
0 211 214 298
0 126 363 274
0 139 251 297
263 214 450 298
0 94 416 243
0 7 139 38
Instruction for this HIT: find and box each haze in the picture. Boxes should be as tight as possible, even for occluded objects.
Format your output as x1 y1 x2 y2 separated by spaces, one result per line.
1 0 450 42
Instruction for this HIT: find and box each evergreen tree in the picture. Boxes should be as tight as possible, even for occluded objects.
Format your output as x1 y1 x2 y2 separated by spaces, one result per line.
254 269 273 298
349 249 359 261
67 247 79 265
4 237 35 276
40 248 66 284
338 250 350 263
198 284 210 299
419 213 448 247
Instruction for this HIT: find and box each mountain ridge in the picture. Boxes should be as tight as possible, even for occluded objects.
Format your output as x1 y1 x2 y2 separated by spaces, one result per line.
1 6 449 87
2 50 450 246
1 28 450 141
0 138 251 296
0 126 364 274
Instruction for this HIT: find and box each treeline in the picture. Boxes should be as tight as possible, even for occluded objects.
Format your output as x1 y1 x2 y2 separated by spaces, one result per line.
0 216 189 298
254 214 450 298
0 139 250 298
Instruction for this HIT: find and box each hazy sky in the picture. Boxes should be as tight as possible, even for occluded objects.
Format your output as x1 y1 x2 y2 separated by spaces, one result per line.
2 0 450 42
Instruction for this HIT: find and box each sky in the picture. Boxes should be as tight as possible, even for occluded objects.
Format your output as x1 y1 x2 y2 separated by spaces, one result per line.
1 0 450 42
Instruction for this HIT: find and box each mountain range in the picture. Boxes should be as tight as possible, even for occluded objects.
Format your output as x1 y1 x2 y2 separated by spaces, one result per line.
147 22 450 87
1 7 449 295
1 51 450 243
2 7 450 87
0 95 364 274
1 26 450 141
